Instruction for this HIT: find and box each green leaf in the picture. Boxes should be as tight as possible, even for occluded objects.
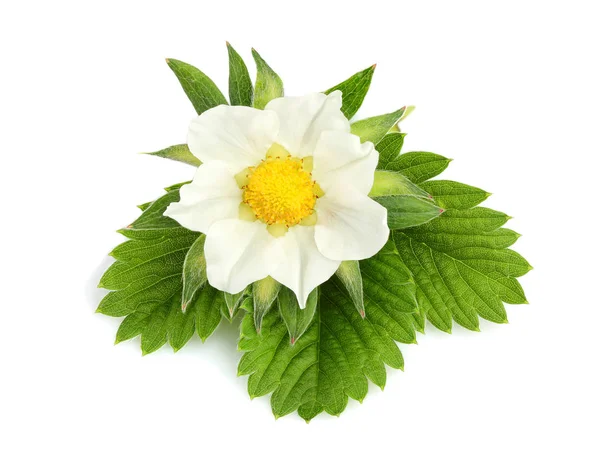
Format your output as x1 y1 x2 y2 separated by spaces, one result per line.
166 58 228 115
374 195 444 229
143 144 201 167
350 107 406 144
195 285 225 341
360 240 418 344
238 274 412 421
252 276 281 332
324 65 376 119
376 132 405 168
386 151 452 183
277 287 318 344
369 170 431 198
129 189 181 230
98 187 223 353
181 234 207 312
420 180 491 210
227 42 253 106
252 49 283 109
335 261 365 317
393 207 531 333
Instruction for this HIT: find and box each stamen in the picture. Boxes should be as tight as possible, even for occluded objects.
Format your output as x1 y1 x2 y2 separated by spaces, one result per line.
239 146 322 231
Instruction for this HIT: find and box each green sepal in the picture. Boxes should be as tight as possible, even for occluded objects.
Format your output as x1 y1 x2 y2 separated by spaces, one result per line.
370 170 431 198
335 261 365 317
252 49 283 109
350 107 406 144
375 195 444 229
277 287 318 344
143 144 201 167
325 64 376 119
227 42 253 106
222 288 248 321
181 234 207 312
166 58 228 114
252 276 281 332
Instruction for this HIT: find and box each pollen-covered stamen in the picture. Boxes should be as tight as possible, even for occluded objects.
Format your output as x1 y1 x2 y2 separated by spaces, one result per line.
242 150 318 227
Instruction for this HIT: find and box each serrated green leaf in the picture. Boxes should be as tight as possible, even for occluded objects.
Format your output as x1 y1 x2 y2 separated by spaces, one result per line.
227 42 253 106
376 132 405 168
252 276 281 332
324 65 376 119
166 58 228 115
252 49 283 110
374 195 444 229
238 276 410 421
386 151 452 183
143 144 201 167
420 180 491 210
335 261 364 317
350 107 406 144
129 190 181 230
393 207 530 333
99 186 223 353
182 234 207 312
369 170 431 198
195 285 225 341
361 240 418 344
278 287 318 344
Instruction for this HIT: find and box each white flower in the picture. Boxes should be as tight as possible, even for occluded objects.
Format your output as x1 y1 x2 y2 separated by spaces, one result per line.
164 91 389 307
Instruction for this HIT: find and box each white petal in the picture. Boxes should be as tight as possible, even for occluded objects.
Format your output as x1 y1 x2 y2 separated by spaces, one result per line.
269 226 341 308
312 130 379 195
204 219 284 295
315 185 389 261
187 105 279 172
266 91 349 158
164 162 241 233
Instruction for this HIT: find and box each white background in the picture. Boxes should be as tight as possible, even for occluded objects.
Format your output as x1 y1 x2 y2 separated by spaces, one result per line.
1 1 598 448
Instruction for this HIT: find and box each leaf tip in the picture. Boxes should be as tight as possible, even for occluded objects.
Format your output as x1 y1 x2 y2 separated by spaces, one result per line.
485 191 493 199
359 310 366 319
371 63 377 70
225 40 231 47
290 337 296 345
439 208 445 214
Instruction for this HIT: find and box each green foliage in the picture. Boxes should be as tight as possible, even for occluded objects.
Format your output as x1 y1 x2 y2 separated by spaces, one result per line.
97 51 530 420
97 188 224 353
227 42 253 106
376 132 405 168
350 107 406 144
385 151 452 183
252 49 283 109
166 59 228 115
325 65 376 119
143 144 201 167
238 270 410 421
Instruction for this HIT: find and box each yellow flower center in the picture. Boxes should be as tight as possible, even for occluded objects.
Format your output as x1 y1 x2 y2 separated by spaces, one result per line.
244 156 316 226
